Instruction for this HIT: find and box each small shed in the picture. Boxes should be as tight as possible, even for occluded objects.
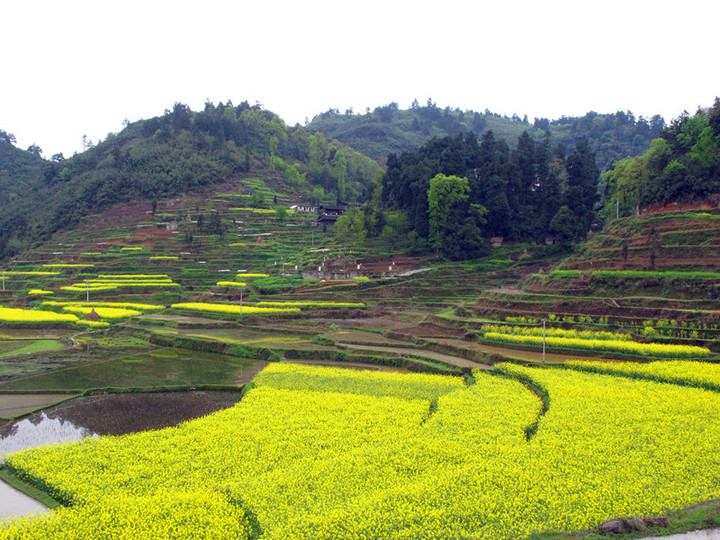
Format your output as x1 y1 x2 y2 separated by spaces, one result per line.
85 308 100 322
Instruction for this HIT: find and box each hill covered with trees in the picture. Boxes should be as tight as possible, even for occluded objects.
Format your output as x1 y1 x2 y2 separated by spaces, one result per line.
306 100 665 170
0 101 380 259
601 98 720 221
0 130 45 210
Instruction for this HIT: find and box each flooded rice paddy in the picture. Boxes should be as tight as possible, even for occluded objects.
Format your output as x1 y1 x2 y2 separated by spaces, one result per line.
0 391 245 522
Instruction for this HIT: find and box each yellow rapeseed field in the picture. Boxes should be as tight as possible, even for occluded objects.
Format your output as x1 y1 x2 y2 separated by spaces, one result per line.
566 359 720 390
0 307 78 324
2 363 719 539
170 302 300 315
41 301 165 311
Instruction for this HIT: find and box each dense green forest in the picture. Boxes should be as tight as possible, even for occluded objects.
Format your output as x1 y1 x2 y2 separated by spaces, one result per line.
0 101 380 258
600 98 720 221
334 131 599 259
307 100 665 170
0 130 45 208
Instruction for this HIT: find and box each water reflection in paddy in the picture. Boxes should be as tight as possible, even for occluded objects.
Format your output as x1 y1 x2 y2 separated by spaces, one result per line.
0 391 245 522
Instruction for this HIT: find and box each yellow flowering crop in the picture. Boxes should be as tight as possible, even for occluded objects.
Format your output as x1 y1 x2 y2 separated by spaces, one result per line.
171 302 300 315
0 307 78 324
1 271 60 276
254 362 464 401
216 281 247 287
3 364 720 539
483 331 710 358
42 301 165 311
481 324 632 341
60 285 118 293
27 289 53 296
98 274 170 279
62 277 179 291
236 273 269 278
75 320 111 329
256 301 366 308
566 359 720 391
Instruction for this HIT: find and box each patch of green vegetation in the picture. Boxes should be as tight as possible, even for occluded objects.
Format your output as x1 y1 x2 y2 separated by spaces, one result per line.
0 339 65 357
252 275 318 294
0 467 63 509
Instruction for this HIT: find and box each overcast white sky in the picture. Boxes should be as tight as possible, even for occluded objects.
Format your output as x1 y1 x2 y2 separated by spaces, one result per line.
2 0 718 157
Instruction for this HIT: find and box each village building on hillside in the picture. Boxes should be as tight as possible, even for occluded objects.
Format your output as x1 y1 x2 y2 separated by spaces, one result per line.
316 203 348 226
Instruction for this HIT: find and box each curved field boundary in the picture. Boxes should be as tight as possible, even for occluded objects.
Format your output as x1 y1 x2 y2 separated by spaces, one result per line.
491 365 550 441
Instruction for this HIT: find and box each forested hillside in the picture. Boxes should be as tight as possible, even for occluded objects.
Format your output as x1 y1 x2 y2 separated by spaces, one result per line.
307 100 665 169
0 101 380 259
0 130 45 209
333 130 599 260
602 98 720 221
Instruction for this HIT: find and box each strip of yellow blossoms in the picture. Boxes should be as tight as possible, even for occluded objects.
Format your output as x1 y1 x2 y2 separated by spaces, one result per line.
566 359 720 391
483 331 710 358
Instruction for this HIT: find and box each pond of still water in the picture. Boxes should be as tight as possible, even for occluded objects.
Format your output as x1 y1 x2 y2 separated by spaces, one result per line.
0 391 244 522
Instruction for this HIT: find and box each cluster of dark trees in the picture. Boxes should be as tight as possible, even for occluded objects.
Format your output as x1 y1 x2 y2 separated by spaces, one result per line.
0 102 379 258
333 130 600 259
376 131 599 258
601 98 720 220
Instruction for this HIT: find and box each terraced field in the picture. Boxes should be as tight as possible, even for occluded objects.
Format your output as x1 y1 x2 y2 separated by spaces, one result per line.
3 190 720 538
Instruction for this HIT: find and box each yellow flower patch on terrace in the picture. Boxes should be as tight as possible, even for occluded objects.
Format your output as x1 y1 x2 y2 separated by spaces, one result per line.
42 301 165 311
566 359 720 390
235 273 269 278
149 256 179 260
0 307 78 323
62 277 180 291
483 332 711 358
89 280 174 285
75 320 111 328
1 271 60 276
98 274 170 279
60 285 118 293
216 281 247 288
481 324 631 341
120 247 143 251
170 302 300 315
27 289 53 296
